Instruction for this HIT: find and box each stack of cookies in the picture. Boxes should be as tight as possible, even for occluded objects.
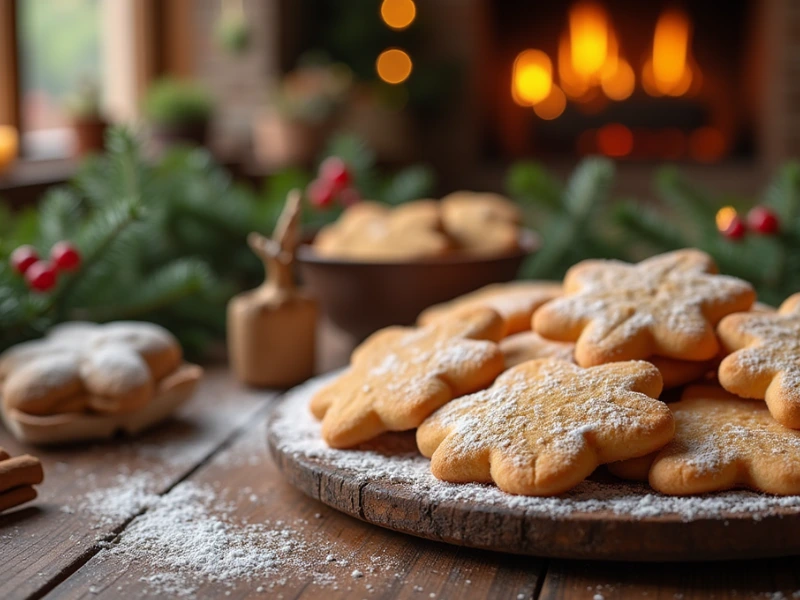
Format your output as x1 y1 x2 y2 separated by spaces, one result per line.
312 192 524 261
311 248 800 498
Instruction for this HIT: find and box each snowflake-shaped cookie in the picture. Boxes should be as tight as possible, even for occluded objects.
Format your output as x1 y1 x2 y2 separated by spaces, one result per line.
718 293 800 428
416 359 673 496
310 308 505 448
533 249 755 367
418 281 562 337
611 385 800 495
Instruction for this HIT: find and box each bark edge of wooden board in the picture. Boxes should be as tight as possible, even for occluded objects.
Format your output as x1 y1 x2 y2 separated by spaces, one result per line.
267 374 800 562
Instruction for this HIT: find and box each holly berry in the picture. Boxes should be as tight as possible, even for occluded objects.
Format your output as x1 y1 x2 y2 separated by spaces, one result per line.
338 186 361 207
319 157 351 191
51 241 81 271
10 245 39 275
25 261 58 292
722 215 746 240
747 206 780 235
307 178 336 208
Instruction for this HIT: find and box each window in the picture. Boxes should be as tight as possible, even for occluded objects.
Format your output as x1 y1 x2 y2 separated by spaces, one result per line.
17 0 101 158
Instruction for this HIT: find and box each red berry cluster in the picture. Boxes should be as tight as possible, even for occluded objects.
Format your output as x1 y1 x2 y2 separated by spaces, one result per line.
306 157 360 209
9 241 81 292
721 206 780 241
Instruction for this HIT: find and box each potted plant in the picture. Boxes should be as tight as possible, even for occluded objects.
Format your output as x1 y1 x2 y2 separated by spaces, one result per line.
143 78 214 150
253 61 352 169
66 80 107 157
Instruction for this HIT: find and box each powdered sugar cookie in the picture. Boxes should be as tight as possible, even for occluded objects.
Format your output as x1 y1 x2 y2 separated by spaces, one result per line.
313 201 452 262
441 191 522 256
611 385 800 495
310 308 505 448
417 359 673 496
648 355 718 389
80 343 154 413
500 331 575 368
2 355 89 416
533 249 755 367
718 293 800 428
418 281 562 337
89 322 183 381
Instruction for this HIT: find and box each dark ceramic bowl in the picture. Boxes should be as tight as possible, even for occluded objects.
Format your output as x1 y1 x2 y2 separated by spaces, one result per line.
297 229 539 341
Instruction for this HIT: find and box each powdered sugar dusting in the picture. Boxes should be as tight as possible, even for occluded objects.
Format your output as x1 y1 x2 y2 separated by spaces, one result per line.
272 372 800 522
98 479 401 596
545 250 753 348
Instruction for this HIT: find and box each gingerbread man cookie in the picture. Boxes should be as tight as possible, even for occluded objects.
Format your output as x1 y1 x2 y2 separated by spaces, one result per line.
310 308 505 448
418 281 562 337
718 292 800 428
533 249 755 367
610 385 800 495
417 359 673 496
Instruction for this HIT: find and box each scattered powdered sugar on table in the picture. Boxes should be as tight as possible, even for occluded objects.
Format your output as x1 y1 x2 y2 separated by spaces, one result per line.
271 371 800 522
69 471 162 528
100 479 401 595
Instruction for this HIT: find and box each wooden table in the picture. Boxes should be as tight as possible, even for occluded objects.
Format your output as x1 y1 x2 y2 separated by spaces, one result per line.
3 342 800 599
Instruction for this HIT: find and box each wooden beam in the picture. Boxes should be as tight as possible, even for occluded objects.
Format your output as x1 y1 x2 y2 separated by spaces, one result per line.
160 0 194 78
0 0 20 128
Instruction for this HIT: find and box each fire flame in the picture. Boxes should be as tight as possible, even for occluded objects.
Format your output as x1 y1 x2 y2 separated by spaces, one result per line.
643 8 697 97
509 1 711 160
511 49 553 106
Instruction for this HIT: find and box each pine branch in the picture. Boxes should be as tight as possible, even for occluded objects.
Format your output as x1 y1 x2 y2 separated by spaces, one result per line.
614 202 686 252
763 162 800 227
82 259 214 321
505 161 564 214
564 158 615 219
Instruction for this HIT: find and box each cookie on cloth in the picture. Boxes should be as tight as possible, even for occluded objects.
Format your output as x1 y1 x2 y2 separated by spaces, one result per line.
533 249 755 367
417 359 673 496
418 281 562 337
499 331 575 368
718 292 800 428
609 385 800 495
440 191 522 256
310 308 505 448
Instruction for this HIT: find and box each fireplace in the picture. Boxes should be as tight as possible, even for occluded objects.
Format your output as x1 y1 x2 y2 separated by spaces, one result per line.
489 0 755 163
270 0 797 194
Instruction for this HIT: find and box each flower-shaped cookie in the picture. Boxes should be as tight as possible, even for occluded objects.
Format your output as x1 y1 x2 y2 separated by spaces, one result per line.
310 308 505 448
418 281 562 337
417 359 673 496
610 385 800 495
718 293 800 428
499 331 575 368
534 249 755 367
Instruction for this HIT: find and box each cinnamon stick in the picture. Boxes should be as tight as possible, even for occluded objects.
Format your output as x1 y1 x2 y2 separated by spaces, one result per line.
0 486 37 513
0 455 44 492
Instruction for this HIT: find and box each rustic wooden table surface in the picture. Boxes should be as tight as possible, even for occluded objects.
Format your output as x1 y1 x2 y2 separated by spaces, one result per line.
3 328 800 600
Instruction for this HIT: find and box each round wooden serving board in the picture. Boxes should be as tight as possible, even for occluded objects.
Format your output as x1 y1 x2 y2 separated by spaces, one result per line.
268 373 800 562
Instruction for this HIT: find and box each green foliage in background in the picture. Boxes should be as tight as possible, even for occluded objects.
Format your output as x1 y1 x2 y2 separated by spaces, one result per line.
508 158 800 306
507 158 626 280
143 79 215 127
301 133 435 229
616 164 800 306
0 128 274 356
0 127 435 355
